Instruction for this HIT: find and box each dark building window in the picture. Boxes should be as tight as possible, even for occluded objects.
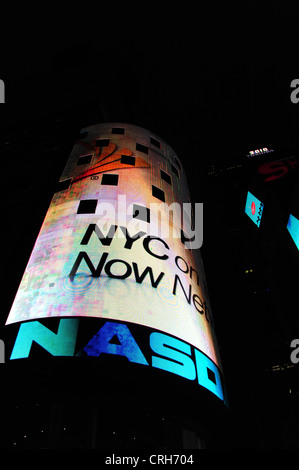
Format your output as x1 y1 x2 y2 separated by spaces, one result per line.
171 164 179 177
121 155 135 166
136 143 148 154
101 174 119 186
56 178 72 192
96 139 110 147
77 154 92 165
150 137 160 149
160 169 172 185
181 229 195 245
133 204 150 223
112 127 125 135
152 185 165 202
77 199 98 214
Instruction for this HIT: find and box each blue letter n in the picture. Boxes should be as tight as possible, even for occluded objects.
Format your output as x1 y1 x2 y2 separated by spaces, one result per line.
10 319 79 360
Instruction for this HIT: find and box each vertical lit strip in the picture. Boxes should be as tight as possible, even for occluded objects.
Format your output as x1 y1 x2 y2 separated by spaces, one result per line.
287 214 299 250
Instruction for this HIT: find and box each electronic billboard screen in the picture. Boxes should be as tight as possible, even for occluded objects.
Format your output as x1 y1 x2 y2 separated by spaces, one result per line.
6 123 226 404
245 191 264 227
287 213 299 250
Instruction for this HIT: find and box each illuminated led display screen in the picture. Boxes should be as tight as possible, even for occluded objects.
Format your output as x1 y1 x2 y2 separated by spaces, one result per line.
6 123 225 403
246 147 274 157
287 214 299 250
7 318 224 402
245 191 264 227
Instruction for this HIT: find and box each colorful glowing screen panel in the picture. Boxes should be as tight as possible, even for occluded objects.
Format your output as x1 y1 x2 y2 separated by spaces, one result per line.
245 191 264 227
287 214 299 250
6 123 222 373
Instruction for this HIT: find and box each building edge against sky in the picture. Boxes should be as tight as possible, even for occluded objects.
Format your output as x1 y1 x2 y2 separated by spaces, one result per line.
3 123 228 449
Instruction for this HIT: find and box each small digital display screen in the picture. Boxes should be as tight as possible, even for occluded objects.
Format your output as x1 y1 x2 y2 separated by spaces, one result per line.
245 191 264 227
287 213 299 250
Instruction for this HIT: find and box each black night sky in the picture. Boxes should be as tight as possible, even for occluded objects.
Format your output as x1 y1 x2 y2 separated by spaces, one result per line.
1 4 299 451
1 6 299 175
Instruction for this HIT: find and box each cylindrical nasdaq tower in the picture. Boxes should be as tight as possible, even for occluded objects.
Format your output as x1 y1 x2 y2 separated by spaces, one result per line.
3 123 228 449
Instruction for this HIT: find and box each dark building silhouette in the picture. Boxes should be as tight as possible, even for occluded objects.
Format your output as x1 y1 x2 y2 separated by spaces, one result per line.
203 145 299 448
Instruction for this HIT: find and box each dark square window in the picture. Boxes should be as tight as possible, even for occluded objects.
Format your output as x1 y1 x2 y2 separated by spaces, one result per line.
181 229 195 245
133 204 150 223
152 185 165 202
112 127 125 135
55 178 72 193
171 164 179 177
101 174 119 186
121 155 135 166
207 368 216 384
77 154 92 165
150 137 160 148
96 138 110 147
136 142 148 154
77 199 98 214
160 169 172 185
